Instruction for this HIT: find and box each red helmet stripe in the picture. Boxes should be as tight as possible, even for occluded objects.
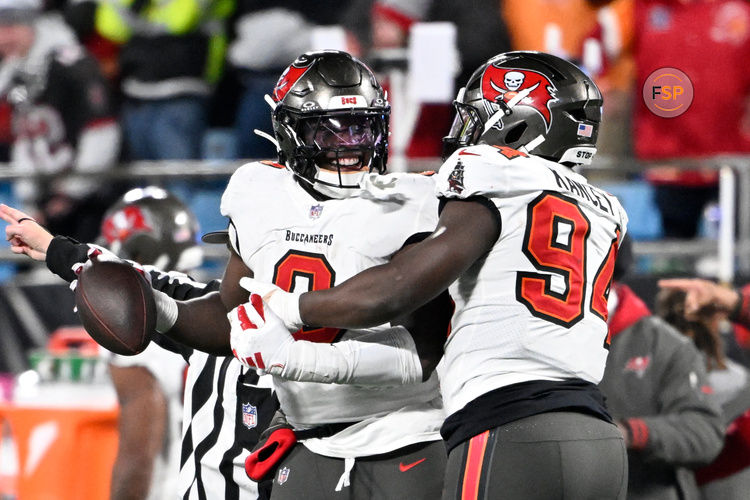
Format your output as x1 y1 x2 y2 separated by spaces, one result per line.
273 64 313 102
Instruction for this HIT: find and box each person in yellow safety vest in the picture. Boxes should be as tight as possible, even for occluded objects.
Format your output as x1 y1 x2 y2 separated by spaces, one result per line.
95 0 234 161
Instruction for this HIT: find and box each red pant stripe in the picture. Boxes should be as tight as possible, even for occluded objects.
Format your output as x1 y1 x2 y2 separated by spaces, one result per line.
461 431 489 500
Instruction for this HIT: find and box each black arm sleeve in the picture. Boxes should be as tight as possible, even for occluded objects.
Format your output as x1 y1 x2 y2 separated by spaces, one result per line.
46 236 91 282
45 235 220 299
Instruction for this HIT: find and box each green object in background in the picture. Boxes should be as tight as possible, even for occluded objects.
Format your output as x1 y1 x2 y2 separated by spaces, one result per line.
28 350 106 384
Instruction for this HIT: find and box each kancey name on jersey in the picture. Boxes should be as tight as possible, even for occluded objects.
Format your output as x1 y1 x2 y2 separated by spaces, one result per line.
551 169 615 216
285 230 334 246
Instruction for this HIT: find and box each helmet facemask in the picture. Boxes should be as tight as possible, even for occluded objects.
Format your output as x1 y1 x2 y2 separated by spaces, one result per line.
276 107 389 199
442 98 483 159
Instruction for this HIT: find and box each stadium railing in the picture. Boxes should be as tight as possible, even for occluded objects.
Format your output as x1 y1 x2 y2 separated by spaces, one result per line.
1 155 750 281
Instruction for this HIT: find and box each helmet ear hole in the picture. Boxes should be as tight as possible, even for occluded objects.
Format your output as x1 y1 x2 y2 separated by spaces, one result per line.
565 109 589 121
504 122 527 145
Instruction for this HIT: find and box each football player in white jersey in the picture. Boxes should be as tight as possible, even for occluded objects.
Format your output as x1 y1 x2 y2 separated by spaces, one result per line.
144 51 450 499
239 51 630 499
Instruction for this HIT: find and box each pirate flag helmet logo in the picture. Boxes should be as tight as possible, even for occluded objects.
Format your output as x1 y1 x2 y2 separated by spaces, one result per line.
481 66 557 131
101 205 152 245
98 186 202 272
442 51 603 167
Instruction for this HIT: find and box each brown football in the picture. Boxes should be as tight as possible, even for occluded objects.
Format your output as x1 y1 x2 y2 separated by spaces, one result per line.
75 259 155 355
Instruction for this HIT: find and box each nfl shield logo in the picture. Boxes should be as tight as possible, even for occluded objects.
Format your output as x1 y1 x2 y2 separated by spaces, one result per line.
309 204 324 219
242 403 257 429
278 466 290 485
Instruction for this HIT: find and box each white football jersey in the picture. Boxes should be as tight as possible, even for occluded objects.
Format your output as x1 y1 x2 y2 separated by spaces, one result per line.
221 161 445 457
435 145 628 416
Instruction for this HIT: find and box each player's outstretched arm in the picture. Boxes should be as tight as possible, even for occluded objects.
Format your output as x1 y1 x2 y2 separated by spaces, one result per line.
1 204 53 261
1 202 239 355
165 249 251 355
300 198 500 328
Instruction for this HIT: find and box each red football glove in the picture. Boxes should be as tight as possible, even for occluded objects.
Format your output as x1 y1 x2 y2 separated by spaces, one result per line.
245 411 297 482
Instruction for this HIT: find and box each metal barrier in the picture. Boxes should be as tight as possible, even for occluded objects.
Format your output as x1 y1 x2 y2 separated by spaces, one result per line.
2 154 750 281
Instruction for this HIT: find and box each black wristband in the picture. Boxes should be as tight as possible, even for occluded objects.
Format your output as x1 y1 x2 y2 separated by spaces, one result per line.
45 236 89 283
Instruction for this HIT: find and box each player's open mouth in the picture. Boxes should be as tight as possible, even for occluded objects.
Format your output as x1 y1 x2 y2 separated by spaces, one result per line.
325 154 364 171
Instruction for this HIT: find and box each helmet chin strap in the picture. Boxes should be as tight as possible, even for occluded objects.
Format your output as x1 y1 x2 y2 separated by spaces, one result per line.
256 95 281 151
313 168 366 199
482 108 507 135
519 134 546 154
482 83 539 135
291 163 366 200
264 94 277 110
254 129 279 151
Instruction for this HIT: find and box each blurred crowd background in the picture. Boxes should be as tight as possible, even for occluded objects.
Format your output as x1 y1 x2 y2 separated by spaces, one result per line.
0 0 748 280
1 0 750 498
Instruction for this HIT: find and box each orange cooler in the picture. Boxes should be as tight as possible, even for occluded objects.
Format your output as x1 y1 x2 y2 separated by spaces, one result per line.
0 400 118 500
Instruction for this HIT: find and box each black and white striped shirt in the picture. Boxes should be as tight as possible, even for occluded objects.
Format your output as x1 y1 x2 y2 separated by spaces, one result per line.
178 349 276 500
45 237 278 500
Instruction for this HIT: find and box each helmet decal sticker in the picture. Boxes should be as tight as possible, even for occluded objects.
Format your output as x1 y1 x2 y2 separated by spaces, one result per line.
481 66 557 131
447 159 466 194
273 56 314 102
493 145 529 160
101 205 152 244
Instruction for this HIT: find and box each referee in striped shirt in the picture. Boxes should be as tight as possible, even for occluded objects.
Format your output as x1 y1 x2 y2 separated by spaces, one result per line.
48 235 278 500
1 203 278 500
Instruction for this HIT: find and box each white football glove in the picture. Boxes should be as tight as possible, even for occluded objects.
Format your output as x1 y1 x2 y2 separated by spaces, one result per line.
229 294 294 375
229 294 424 385
239 277 303 331
70 245 151 292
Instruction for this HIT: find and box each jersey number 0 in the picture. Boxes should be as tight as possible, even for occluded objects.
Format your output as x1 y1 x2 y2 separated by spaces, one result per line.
272 250 342 343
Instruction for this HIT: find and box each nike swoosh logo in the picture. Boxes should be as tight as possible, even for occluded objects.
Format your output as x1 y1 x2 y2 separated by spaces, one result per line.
458 150 480 156
399 458 426 472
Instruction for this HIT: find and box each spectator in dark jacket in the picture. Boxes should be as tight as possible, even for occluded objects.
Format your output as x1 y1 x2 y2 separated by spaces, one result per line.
656 287 750 499
599 238 725 500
